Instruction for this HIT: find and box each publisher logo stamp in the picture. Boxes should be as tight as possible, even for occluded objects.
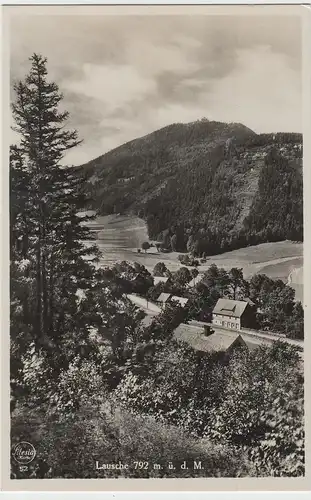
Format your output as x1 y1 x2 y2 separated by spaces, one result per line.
12 441 36 465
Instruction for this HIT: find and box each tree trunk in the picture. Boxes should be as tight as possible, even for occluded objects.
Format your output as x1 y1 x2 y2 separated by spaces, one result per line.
35 239 42 337
48 250 55 335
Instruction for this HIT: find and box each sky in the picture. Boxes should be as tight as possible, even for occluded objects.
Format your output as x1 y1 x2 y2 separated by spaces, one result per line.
9 13 302 165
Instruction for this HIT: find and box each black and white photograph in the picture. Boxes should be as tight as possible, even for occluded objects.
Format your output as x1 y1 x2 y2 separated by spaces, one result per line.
4 4 306 485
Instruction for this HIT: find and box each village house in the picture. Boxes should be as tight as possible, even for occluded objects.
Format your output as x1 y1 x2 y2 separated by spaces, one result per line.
173 323 248 356
170 296 189 308
245 297 256 307
156 293 189 309
212 298 256 331
156 292 171 308
187 275 202 288
153 276 169 286
201 331 248 354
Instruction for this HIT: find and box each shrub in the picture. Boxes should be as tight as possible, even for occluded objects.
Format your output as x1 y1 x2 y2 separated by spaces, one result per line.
153 262 169 277
205 344 304 476
141 242 151 253
114 342 304 477
11 401 256 478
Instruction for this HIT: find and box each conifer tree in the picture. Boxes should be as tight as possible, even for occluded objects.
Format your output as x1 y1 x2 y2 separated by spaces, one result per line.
10 54 100 355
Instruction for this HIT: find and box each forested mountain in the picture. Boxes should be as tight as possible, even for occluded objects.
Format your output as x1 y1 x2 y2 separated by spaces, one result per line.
82 120 303 255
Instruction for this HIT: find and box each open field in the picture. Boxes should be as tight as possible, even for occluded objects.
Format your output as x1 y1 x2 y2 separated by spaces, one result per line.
88 215 303 301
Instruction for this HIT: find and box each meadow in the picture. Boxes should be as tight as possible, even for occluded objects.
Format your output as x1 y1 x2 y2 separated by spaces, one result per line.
90 215 303 301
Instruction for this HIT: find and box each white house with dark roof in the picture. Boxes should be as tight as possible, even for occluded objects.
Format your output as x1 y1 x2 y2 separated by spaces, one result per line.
212 298 255 331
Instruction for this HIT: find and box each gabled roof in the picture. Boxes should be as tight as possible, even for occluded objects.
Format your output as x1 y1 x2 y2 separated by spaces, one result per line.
157 292 171 303
213 298 248 318
170 296 189 307
154 276 169 285
245 298 256 307
173 324 208 351
187 276 202 288
173 324 247 353
199 332 246 352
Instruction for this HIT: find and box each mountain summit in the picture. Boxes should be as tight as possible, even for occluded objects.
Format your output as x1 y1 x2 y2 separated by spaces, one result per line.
81 119 303 255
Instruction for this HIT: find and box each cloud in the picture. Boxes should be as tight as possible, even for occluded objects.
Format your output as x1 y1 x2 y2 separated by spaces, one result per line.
125 40 201 79
206 46 302 133
63 44 301 166
63 63 157 113
9 13 302 165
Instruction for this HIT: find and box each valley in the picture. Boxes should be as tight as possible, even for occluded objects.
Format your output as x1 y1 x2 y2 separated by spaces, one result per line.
89 214 303 302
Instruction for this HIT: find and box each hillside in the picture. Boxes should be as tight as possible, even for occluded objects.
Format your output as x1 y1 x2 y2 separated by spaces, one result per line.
81 119 303 255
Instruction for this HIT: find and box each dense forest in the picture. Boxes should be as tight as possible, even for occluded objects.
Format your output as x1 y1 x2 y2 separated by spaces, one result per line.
82 120 303 255
10 55 304 480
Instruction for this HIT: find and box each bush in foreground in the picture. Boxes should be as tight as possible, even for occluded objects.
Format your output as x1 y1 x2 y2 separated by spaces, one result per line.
11 402 256 478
